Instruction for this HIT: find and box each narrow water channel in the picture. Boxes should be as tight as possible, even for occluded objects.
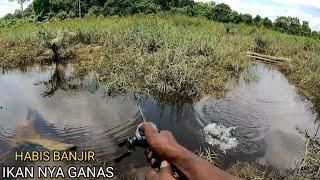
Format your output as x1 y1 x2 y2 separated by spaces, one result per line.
0 63 318 177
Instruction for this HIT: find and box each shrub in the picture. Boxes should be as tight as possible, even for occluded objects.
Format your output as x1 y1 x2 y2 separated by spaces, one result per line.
224 23 237 35
69 11 77 18
56 11 69 20
253 36 270 53
88 6 104 17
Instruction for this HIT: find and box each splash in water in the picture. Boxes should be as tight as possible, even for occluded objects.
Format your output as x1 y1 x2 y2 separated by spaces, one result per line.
203 123 238 153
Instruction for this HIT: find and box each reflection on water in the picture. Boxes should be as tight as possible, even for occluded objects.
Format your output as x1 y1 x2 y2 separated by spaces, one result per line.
0 64 139 162
0 63 318 175
35 63 80 97
194 64 318 169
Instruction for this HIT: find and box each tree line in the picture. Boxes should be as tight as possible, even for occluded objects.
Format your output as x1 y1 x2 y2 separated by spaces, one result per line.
1 0 320 39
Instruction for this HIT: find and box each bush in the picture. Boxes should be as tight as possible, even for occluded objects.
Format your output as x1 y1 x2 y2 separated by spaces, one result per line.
88 6 104 17
136 0 161 14
254 36 270 53
37 28 76 61
224 23 237 34
69 11 77 18
56 11 69 20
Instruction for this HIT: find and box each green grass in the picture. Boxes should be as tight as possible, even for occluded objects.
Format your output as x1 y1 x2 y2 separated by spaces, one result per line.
1 14 319 103
0 15 254 100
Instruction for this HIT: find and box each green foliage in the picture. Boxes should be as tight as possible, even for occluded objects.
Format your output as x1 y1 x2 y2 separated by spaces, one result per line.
254 36 270 53
56 11 69 20
311 31 320 40
253 15 262 25
224 23 237 35
69 11 77 18
0 0 317 39
136 0 162 13
0 14 319 179
301 21 312 36
0 15 253 99
37 27 76 60
51 0 75 13
104 0 161 16
262 17 273 29
88 5 104 17
33 0 50 16
229 11 240 23
240 14 253 24
274 16 313 36
154 0 194 10
194 2 214 17
209 3 232 23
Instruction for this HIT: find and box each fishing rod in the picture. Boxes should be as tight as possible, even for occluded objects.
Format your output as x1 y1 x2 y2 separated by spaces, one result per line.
114 107 156 163
114 107 181 178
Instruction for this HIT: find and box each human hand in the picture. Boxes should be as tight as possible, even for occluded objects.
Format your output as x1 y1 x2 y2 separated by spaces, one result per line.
140 123 181 162
140 123 237 180
146 161 176 180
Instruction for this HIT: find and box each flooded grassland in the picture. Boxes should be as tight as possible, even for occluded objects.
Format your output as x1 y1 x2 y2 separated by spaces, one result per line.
0 15 319 179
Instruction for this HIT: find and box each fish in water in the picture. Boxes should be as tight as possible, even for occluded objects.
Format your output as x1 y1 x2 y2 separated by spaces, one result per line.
10 108 76 151
203 123 238 153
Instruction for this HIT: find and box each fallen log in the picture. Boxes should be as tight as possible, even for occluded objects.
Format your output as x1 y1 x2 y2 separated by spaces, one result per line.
246 51 292 63
247 55 280 64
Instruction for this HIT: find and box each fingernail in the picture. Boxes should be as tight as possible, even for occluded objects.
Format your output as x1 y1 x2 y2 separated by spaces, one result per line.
160 161 169 168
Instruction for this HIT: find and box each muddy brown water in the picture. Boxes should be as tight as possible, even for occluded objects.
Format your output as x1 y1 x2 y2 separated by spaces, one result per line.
0 63 318 178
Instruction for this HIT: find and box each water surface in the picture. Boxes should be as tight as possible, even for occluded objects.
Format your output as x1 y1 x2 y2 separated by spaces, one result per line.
0 63 318 177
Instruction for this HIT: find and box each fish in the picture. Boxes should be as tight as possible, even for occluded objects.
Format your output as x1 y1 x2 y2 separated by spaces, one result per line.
10 109 76 151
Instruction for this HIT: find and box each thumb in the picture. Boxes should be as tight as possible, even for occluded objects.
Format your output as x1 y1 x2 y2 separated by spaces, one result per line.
140 123 157 139
159 160 172 175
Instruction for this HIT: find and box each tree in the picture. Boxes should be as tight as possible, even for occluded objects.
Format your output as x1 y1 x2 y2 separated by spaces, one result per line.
240 13 253 24
286 17 301 35
153 0 193 10
253 15 262 25
33 0 50 17
229 11 240 23
275 16 289 32
210 3 232 22
301 21 311 36
79 0 82 17
191 2 214 18
8 0 30 12
87 5 104 16
135 0 161 14
49 0 74 15
262 17 273 28
311 31 320 40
